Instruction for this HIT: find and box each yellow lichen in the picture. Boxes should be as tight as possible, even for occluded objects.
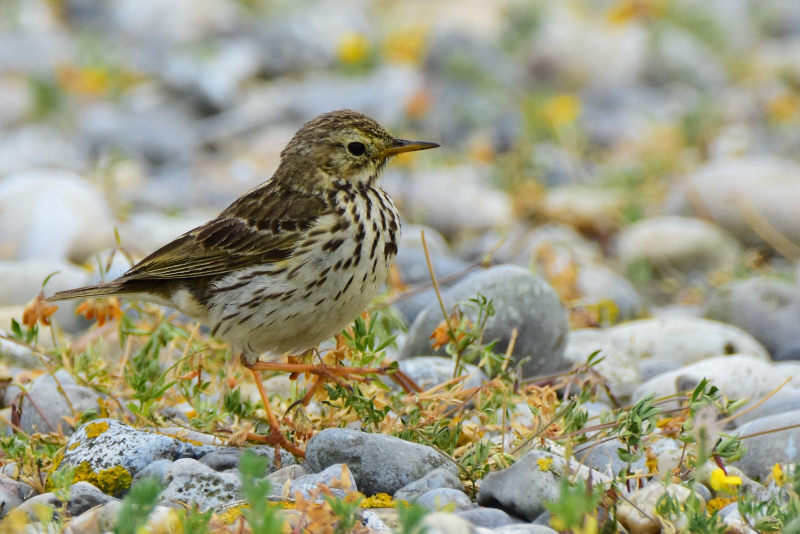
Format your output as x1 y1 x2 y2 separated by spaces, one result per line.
68 442 80 450
73 461 132 496
213 504 249 526
84 421 109 438
707 497 735 514
51 452 63 472
537 457 554 471
174 436 203 446
359 493 395 508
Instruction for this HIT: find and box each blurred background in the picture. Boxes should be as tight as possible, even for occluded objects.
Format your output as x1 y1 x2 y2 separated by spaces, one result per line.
3 0 800 349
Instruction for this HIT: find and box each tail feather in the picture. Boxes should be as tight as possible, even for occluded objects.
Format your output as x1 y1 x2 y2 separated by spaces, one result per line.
47 283 124 302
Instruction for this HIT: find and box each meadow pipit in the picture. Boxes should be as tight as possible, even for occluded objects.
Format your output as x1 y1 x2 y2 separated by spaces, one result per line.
50 109 439 457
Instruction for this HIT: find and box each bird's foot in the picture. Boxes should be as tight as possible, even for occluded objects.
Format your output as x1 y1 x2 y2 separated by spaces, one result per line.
243 364 306 461
245 429 305 460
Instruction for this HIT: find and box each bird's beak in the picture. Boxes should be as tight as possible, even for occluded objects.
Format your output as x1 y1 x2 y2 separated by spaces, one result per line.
375 138 440 159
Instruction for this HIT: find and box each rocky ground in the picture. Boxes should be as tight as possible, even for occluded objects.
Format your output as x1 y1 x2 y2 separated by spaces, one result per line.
3 0 800 532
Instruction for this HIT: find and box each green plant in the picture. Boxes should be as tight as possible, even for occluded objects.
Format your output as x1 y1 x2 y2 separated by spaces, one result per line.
238 451 285 534
177 504 214 534
616 394 661 486
396 501 429 534
114 477 162 534
324 493 362 534
49 464 75 504
657 490 726 534
9 319 38 345
324 383 391 431
122 319 183 417
545 477 604 534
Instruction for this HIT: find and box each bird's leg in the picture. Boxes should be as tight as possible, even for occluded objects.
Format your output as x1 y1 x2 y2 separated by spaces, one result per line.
246 360 422 394
282 375 326 418
243 364 306 460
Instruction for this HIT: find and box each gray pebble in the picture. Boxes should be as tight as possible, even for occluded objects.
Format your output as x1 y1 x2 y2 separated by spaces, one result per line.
455 508 525 528
393 248 472 325
705 278 800 357
394 467 464 502
492 525 558 534
265 464 306 493
17 482 117 521
730 392 800 427
532 511 551 526
61 419 213 495
391 358 487 393
0 474 35 518
289 464 356 501
400 266 570 379
416 488 473 511
574 439 645 478
637 360 683 382
133 459 174 484
67 482 119 517
422 511 482 534
14 371 101 436
733 410 800 480
477 451 608 521
305 428 458 496
160 459 240 510
198 446 296 472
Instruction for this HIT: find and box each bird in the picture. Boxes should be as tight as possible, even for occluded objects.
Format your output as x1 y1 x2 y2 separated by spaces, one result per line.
48 109 439 457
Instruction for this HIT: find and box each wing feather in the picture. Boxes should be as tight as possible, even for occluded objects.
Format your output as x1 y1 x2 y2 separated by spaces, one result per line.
119 186 328 281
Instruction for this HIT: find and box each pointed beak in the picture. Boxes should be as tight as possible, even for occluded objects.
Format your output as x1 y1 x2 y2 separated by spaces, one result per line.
375 138 440 159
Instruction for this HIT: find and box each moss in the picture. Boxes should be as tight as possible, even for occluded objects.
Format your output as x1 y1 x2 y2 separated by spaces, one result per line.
72 461 132 496
84 421 109 438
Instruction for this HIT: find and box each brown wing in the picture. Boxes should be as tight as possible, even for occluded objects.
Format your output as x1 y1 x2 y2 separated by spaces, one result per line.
120 185 329 281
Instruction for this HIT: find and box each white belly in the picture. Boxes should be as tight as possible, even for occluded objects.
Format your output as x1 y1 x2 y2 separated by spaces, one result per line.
206 186 399 362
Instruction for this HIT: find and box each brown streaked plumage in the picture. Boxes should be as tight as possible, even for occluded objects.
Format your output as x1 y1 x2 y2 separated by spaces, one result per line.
49 109 438 457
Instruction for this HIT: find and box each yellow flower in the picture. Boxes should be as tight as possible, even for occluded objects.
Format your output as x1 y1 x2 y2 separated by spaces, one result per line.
541 94 581 127
773 463 787 487
56 65 111 96
710 468 742 493
607 0 669 24
768 92 800 122
337 32 370 64
383 26 427 64
575 514 598 534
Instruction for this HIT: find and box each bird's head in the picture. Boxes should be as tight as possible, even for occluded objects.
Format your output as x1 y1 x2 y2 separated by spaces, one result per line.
275 109 439 192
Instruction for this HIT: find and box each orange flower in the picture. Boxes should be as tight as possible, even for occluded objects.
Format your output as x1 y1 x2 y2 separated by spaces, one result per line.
75 297 123 327
429 320 452 350
22 292 58 327
429 311 470 350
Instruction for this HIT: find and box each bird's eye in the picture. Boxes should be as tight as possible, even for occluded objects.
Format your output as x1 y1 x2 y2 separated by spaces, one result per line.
347 142 367 156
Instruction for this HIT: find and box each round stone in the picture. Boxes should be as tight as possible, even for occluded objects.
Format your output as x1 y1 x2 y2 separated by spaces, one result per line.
400 265 570 379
